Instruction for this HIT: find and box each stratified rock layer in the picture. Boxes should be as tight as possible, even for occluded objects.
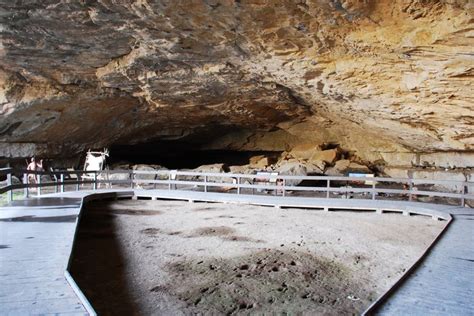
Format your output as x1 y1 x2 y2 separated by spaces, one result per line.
0 1 473 168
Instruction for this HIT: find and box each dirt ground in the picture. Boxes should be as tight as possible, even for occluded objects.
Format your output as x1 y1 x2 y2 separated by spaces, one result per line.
70 199 446 315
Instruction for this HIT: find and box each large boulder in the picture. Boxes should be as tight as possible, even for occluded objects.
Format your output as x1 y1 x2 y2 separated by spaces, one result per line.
309 149 340 165
191 163 232 183
325 160 371 176
193 163 226 174
229 164 257 174
249 155 270 169
107 171 131 182
132 164 167 181
276 162 307 186
288 144 320 160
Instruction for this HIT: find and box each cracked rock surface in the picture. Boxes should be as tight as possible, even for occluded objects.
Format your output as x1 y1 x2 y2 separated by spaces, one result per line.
0 0 473 167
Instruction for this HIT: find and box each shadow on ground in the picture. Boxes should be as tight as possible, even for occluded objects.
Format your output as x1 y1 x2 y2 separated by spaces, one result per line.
69 200 139 315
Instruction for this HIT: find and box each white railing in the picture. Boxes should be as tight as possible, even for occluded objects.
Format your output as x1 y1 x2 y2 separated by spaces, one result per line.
1 168 472 207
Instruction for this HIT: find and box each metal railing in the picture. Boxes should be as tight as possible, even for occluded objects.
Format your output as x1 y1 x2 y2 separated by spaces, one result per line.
1 168 472 207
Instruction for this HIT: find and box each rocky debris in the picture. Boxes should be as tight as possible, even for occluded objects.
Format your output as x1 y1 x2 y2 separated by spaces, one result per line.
325 160 372 177
132 164 167 181
191 163 233 183
249 155 270 169
228 165 257 174
288 144 321 161
11 175 21 185
107 172 131 182
0 0 472 172
310 149 340 166
193 163 227 174
109 163 132 170
276 162 308 186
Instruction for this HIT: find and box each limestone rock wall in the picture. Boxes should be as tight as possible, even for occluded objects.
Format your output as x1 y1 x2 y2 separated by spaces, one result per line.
0 0 473 170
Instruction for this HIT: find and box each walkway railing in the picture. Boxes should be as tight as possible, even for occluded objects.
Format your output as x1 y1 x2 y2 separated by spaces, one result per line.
1 168 473 206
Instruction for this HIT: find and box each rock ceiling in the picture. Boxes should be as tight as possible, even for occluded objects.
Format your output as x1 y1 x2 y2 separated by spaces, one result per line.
0 0 473 164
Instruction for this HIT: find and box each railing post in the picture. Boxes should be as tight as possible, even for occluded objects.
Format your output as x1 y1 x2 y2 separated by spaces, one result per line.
237 177 241 195
408 179 413 201
55 172 59 193
204 175 208 193
23 173 28 198
130 170 134 189
326 179 330 198
37 173 42 196
274 178 278 196
461 182 466 207
168 171 172 190
372 181 376 200
7 171 13 203
60 173 65 193
93 171 97 190
282 178 286 197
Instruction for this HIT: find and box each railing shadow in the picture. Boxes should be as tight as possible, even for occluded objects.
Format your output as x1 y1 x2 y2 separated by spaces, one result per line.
69 200 139 315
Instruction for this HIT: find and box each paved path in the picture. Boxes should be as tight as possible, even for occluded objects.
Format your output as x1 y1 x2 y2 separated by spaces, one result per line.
371 207 474 315
0 189 472 315
0 196 88 315
0 190 132 315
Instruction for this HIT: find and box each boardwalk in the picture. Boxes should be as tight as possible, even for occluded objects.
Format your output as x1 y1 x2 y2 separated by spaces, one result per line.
0 189 472 315
0 196 88 315
371 207 474 315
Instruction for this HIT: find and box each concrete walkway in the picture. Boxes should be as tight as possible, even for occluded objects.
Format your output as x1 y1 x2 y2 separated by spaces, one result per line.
370 207 474 315
0 196 88 315
0 189 472 315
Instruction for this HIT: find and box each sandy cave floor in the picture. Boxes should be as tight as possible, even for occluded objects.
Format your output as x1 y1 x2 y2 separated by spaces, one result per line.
70 199 446 315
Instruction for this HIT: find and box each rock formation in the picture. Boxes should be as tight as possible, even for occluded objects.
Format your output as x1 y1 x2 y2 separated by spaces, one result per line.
0 1 473 176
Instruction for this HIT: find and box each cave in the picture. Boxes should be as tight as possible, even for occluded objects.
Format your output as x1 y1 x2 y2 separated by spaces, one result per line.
110 144 281 170
0 0 472 182
0 1 473 315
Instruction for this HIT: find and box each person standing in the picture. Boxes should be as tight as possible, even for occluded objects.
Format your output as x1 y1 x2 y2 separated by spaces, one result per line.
26 157 43 184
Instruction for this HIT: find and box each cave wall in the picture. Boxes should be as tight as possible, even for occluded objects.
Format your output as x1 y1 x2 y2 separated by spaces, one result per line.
0 0 473 171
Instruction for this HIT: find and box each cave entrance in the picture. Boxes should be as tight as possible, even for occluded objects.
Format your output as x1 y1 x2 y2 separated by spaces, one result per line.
109 143 282 169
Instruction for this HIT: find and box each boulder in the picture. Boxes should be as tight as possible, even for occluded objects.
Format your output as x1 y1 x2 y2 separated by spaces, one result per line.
288 144 320 160
132 164 163 181
309 149 339 165
325 160 371 176
11 175 21 185
193 163 226 173
107 172 131 182
249 155 270 168
192 163 232 183
110 162 132 170
325 159 351 176
305 162 325 174
347 162 371 173
229 165 256 174
276 162 307 186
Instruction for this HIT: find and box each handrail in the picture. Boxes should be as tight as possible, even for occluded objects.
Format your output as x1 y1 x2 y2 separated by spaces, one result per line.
1 168 472 206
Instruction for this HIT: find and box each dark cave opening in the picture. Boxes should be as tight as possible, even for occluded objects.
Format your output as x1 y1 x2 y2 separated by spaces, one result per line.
109 142 282 169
